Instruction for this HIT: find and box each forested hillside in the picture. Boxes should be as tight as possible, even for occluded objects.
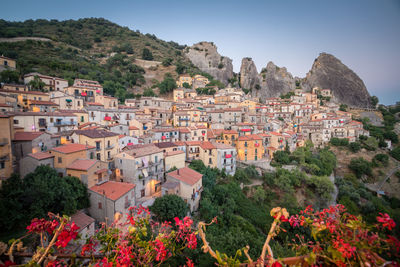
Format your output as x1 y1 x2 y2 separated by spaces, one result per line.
0 18 201 100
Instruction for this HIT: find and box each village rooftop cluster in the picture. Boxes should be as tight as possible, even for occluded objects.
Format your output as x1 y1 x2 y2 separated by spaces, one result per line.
0 55 369 239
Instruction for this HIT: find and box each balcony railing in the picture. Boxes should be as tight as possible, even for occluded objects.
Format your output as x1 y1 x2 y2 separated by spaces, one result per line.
105 144 115 150
53 121 76 126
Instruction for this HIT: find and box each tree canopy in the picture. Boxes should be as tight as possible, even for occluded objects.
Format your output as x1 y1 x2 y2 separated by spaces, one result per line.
150 194 188 221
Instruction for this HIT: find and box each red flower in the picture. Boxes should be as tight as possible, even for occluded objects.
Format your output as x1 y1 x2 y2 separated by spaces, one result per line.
377 213 396 230
271 261 282 267
184 258 195 267
0 261 16 267
154 239 167 262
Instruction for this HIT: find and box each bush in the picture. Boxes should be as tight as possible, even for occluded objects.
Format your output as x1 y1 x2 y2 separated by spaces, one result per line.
150 194 188 221
272 150 291 165
373 153 389 166
142 48 153 60
348 142 361 153
158 73 177 94
349 157 372 178
390 147 400 161
330 137 349 146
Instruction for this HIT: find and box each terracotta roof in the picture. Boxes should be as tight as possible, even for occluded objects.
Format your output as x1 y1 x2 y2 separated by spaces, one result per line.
213 142 234 149
123 144 162 157
129 126 139 130
185 141 202 146
154 142 177 149
74 129 119 138
0 89 48 95
30 100 58 106
168 167 202 186
95 168 108 174
28 151 54 160
90 181 135 201
0 103 12 107
174 141 186 146
52 143 95 154
13 131 44 141
67 159 97 171
70 211 95 230
199 141 215 150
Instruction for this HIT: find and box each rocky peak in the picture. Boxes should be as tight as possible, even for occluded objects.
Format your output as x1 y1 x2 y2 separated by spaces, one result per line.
185 41 233 85
304 53 371 107
240 58 260 90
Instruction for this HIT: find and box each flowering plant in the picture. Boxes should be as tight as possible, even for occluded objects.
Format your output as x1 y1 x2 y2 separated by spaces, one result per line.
289 204 399 266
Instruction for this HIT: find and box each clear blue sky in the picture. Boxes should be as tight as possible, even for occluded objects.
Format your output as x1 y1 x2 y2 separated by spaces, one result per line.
2 0 400 104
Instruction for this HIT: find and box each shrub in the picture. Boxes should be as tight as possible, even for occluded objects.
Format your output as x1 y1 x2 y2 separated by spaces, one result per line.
348 142 361 153
150 194 188 221
349 157 372 178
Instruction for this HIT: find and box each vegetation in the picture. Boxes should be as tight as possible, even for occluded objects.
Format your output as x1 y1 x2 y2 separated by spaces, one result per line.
28 75 46 91
348 157 372 178
158 73 177 94
196 87 216 95
150 194 189 222
142 48 154 60
339 104 348 111
0 165 88 235
0 69 19 83
280 91 294 99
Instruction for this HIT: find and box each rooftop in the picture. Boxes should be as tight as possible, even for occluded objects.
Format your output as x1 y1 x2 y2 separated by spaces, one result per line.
67 159 97 171
52 143 94 154
13 131 44 141
90 181 135 201
168 167 202 186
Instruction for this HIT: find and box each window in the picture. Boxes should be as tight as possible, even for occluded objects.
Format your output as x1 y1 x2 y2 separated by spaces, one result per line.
120 169 123 176
0 162 5 169
77 101 80 106
13 119 18 124
81 116 84 122
90 152 94 159
208 158 212 164
98 202 102 209
50 118 54 123
4 60 7 66
107 151 110 159
96 153 101 160
142 180 145 186
244 142 248 147
58 157 62 163
141 189 145 197
96 141 101 150
39 97 42 101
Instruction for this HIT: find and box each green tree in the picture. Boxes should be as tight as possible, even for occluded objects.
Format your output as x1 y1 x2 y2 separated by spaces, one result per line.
142 48 153 60
150 194 188 221
390 147 400 161
272 151 291 165
158 73 177 94
182 82 191 89
373 153 389 166
28 75 46 91
348 142 361 153
162 58 173 66
370 96 379 107
0 69 19 83
0 165 88 232
339 104 348 112
349 157 372 178
143 88 156 97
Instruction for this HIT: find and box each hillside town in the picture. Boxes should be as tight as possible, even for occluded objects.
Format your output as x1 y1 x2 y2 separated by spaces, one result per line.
0 55 370 232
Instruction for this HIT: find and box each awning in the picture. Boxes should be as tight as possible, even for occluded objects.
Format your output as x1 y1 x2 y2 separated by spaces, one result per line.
81 92 87 96
96 89 101 94
104 116 112 121
142 169 148 177
161 136 166 140
127 142 133 146
66 99 72 103
225 154 232 158
143 125 148 130
241 129 251 132
255 143 260 147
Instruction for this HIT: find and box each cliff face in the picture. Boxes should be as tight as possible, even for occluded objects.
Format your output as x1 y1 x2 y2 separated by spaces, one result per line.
185 42 233 85
240 58 295 101
303 53 371 107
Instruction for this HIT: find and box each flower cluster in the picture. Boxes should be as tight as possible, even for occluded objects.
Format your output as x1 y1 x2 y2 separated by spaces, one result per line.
270 207 289 222
26 218 59 234
289 204 399 266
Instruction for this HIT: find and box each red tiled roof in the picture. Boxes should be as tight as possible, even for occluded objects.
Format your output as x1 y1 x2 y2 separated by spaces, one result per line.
86 102 104 106
28 151 54 160
129 126 139 130
168 167 202 186
67 159 97 171
30 100 58 106
199 141 215 150
90 181 135 201
52 143 95 154
70 211 94 230
13 131 44 141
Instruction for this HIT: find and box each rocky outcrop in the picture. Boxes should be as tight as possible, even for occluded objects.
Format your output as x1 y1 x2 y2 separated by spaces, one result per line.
303 53 370 107
240 58 295 101
185 42 233 85
240 58 261 90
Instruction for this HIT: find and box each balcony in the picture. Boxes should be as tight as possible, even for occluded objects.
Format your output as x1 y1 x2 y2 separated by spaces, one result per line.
96 147 101 151
53 121 76 126
179 117 190 121
105 144 115 150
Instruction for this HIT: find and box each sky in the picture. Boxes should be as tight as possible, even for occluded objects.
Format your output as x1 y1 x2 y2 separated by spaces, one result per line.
2 0 400 104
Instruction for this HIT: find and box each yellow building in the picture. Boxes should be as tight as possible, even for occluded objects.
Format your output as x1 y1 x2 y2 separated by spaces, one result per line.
176 74 192 87
66 159 109 188
0 55 16 70
173 88 185 101
72 129 119 163
50 143 95 176
199 141 217 168
0 115 14 184
164 150 185 171
0 89 50 110
236 134 264 161
240 99 258 111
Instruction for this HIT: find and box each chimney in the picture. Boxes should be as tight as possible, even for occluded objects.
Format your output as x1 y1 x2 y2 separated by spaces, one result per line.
177 169 180 175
